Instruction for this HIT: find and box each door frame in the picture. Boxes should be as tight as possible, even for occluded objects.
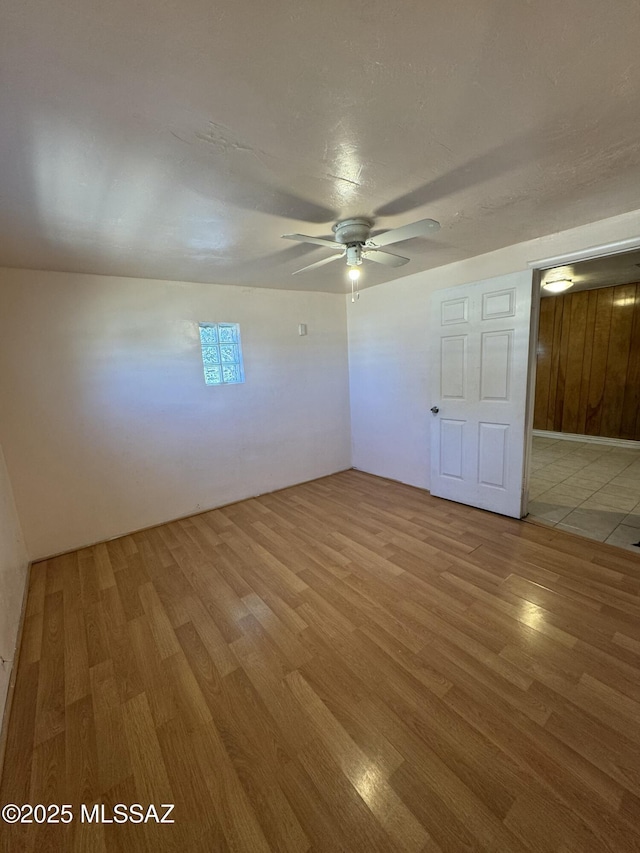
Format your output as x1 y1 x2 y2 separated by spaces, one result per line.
522 235 640 516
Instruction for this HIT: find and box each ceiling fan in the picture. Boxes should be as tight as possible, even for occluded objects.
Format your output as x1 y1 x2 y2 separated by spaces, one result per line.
282 216 440 276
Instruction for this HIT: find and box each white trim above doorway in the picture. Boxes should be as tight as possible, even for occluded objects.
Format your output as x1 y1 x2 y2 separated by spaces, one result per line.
527 235 640 270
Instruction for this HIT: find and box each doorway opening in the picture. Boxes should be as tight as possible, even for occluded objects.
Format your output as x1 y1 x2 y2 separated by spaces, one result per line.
526 250 640 552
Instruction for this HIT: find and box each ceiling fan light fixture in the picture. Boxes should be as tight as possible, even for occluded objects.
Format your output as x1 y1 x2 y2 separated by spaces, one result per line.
542 278 573 293
348 266 361 281
345 244 363 266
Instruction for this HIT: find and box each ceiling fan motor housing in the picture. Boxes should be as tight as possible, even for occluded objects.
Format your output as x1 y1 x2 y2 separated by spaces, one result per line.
332 218 373 245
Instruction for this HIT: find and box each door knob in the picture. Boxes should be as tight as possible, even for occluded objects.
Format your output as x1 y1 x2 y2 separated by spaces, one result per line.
430 406 439 414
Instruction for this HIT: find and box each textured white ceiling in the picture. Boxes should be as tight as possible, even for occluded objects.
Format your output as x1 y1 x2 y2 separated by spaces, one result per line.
2 0 640 293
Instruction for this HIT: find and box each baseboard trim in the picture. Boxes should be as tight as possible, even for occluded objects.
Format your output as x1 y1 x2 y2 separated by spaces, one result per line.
532 430 640 449
351 466 431 494
32 467 354 564
0 560 32 785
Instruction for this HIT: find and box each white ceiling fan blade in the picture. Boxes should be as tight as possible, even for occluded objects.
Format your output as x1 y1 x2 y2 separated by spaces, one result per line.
366 217 440 248
363 249 410 267
292 252 344 275
282 233 342 250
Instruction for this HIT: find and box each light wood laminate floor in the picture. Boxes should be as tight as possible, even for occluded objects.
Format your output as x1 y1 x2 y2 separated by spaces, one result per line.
2 470 640 852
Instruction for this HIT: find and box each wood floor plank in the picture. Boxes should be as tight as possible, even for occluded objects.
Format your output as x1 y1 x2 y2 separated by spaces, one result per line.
20 611 43 666
277 756 354 853
65 693 99 805
295 735 408 853
0 659 39 807
205 667 310 853
137 582 181 661
89 659 132 793
155 716 229 853
285 669 430 853
25 563 46 618
3 470 640 851
298 648 405 779
181 593 239 678
121 692 174 807
93 543 117 592
64 605 90 708
191 720 273 853
241 591 312 670
102 587 145 705
162 651 212 733
127 616 177 728
443 683 639 848
34 590 65 745
28 730 68 851
170 542 249 643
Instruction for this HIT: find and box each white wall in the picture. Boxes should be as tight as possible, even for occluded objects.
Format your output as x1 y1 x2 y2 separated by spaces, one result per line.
0 442 29 721
348 209 640 490
3 207 640 563
0 270 351 559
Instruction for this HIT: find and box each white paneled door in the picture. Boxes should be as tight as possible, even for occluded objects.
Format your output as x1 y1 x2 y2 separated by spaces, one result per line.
429 271 533 518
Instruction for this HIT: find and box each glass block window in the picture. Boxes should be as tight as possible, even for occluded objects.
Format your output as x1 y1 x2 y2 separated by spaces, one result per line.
199 323 245 385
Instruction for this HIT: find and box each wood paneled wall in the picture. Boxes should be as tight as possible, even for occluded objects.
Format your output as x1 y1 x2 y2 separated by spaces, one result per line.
533 282 640 440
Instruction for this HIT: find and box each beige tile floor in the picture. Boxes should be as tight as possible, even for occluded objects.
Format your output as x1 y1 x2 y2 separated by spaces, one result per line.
527 434 640 553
